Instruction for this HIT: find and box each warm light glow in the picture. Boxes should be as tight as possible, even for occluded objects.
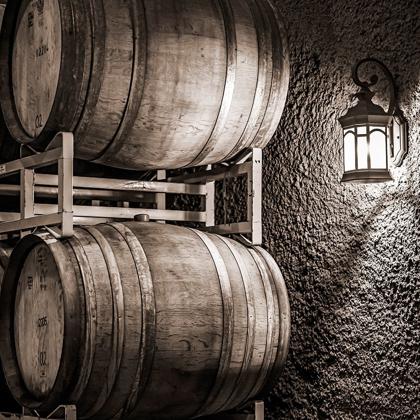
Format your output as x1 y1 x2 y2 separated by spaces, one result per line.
344 131 356 171
370 128 387 169
357 136 368 169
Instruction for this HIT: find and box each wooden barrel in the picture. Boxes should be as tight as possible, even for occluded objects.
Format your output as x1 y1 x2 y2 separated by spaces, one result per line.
0 0 289 170
0 222 290 419
0 241 22 414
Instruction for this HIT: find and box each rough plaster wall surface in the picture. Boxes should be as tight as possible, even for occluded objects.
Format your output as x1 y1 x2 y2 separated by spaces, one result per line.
260 0 420 419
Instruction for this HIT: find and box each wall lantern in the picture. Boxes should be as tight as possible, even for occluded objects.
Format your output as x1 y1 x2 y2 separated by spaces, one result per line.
339 58 407 183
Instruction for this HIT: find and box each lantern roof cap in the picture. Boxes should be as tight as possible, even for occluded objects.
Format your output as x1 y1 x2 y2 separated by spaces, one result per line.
339 87 392 127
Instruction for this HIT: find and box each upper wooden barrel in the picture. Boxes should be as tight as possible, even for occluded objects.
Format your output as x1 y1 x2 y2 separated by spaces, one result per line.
0 222 290 419
0 0 289 170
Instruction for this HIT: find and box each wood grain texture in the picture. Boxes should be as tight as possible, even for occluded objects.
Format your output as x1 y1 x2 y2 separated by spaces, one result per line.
84 224 142 420
250 0 290 149
12 0 62 138
0 223 290 419
14 244 64 399
0 1 28 164
105 222 156 420
197 233 249 416
0 233 83 411
66 229 114 415
223 0 273 161
0 0 91 145
125 222 223 419
213 236 258 413
0 0 289 171
73 0 134 159
187 229 234 418
185 0 238 168
246 248 276 399
252 246 291 397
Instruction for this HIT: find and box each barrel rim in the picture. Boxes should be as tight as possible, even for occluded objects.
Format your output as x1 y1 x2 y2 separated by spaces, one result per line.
0 0 88 147
249 0 290 149
72 0 107 153
0 233 82 410
253 246 291 397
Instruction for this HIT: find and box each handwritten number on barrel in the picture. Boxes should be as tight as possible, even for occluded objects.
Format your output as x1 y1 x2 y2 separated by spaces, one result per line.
37 316 48 328
40 274 47 291
35 114 43 129
36 45 49 58
39 351 47 367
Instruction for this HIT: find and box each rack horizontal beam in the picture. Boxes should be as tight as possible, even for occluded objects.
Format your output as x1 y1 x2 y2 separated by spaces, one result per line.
0 148 63 178
206 222 252 235
0 183 156 203
35 174 206 195
0 213 63 234
168 161 251 184
34 205 206 223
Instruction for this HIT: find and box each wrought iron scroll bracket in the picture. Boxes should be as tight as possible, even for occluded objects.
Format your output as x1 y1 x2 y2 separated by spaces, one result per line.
352 58 408 166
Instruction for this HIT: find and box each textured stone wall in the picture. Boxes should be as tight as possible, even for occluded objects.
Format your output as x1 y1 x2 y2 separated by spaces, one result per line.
260 0 420 418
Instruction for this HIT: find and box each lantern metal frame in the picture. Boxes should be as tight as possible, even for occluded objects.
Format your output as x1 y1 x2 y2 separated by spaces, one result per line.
339 58 408 183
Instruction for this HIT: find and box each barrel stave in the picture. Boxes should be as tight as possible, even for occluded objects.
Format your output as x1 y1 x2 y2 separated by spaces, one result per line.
74 0 134 159
64 229 114 415
196 0 260 167
83 224 143 420
125 223 224 419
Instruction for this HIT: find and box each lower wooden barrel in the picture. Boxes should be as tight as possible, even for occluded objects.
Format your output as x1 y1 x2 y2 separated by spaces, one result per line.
0 241 22 413
0 222 290 419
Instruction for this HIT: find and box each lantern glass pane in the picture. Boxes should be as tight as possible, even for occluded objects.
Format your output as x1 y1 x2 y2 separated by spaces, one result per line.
357 136 368 169
357 126 367 135
344 132 356 171
370 130 387 169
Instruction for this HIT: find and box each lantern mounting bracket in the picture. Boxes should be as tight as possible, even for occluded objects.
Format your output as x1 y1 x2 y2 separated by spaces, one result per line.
351 58 408 167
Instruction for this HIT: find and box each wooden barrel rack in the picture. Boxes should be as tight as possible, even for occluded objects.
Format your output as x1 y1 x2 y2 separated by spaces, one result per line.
0 132 263 244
